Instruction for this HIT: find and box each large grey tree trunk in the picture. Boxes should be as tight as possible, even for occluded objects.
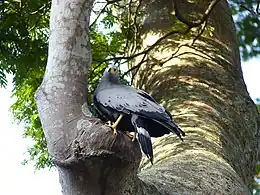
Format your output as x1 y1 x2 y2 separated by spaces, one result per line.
132 0 260 194
35 0 259 194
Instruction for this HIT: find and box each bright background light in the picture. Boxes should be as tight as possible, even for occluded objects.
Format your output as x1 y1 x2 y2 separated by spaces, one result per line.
0 58 259 194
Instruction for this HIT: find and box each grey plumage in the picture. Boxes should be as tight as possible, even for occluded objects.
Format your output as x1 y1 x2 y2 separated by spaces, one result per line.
93 66 185 164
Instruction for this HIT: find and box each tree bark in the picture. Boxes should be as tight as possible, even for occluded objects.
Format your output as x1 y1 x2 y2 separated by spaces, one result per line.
133 0 260 194
35 0 260 194
35 0 142 194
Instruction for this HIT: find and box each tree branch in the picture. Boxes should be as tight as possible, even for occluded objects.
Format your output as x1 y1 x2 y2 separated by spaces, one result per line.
89 0 121 29
130 52 147 85
121 20 208 80
240 4 260 16
257 1 260 14
96 0 219 79
128 0 143 56
192 20 208 45
94 28 191 65
173 0 221 27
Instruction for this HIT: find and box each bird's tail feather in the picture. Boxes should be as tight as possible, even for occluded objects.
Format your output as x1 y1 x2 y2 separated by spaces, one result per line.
136 128 153 164
155 120 185 141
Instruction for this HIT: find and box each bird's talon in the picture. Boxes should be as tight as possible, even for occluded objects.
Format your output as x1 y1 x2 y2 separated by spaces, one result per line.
105 121 117 135
105 121 112 126
126 131 136 141
131 133 137 141
113 129 117 135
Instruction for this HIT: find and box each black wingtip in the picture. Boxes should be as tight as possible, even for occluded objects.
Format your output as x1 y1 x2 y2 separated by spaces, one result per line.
148 156 153 165
137 133 153 165
180 129 186 137
178 128 185 141
166 121 186 142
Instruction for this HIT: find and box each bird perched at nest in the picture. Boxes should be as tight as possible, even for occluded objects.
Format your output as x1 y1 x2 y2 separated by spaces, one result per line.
93 65 185 164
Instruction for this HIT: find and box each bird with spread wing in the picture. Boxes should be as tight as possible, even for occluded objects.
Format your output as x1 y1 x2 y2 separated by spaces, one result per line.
93 66 185 164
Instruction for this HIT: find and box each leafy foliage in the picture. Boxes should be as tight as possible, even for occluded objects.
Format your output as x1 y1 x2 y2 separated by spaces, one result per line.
251 161 260 194
0 0 128 169
0 0 50 169
229 0 260 60
0 0 259 169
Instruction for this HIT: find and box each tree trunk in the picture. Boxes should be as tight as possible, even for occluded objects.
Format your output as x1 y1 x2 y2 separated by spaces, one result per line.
133 0 260 194
35 0 260 194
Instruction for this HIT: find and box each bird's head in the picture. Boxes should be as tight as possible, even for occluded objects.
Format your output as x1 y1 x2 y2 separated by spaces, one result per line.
108 66 119 76
102 65 120 84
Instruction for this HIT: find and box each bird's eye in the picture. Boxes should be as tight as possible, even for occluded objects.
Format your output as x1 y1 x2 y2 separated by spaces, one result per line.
110 67 117 74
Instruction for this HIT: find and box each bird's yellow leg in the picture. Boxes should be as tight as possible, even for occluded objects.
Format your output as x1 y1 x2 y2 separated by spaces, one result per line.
111 113 124 135
132 129 136 142
105 114 124 135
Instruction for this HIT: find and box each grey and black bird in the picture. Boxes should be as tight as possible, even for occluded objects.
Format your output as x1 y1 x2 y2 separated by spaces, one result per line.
93 66 185 164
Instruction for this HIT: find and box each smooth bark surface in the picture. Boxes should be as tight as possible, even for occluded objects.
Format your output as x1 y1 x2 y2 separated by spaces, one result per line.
36 0 142 194
35 0 260 194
